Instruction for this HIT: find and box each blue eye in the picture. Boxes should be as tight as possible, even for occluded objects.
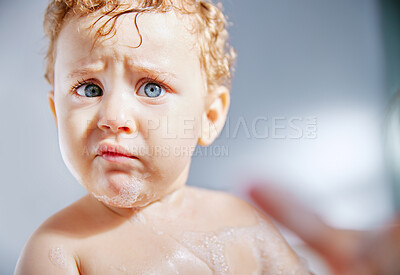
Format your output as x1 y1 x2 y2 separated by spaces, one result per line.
138 83 166 98
76 84 103 97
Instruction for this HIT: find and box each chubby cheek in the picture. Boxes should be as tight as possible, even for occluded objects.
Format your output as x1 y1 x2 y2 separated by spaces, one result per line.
57 106 96 182
144 111 203 182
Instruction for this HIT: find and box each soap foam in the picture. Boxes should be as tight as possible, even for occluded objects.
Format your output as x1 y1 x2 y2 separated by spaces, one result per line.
176 214 310 275
48 247 67 269
109 264 128 273
93 176 144 208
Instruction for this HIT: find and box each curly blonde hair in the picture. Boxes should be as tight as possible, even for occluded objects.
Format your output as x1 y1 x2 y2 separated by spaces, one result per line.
43 0 236 92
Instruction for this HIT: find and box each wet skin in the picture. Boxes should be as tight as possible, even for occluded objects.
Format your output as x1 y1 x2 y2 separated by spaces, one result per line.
15 7 309 275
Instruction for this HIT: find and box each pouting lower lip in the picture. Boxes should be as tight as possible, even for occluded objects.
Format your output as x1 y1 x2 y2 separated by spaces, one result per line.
96 143 138 160
101 152 137 159
99 152 138 163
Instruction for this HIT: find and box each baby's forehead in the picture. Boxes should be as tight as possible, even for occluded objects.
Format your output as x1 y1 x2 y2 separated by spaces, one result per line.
63 2 200 50
58 9 201 72
55 8 205 87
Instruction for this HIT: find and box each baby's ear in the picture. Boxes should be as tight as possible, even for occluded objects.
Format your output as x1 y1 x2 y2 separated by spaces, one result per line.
48 91 57 125
198 86 230 146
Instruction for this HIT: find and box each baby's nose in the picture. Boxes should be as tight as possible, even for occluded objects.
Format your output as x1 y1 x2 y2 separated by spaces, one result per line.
97 119 137 134
97 91 138 135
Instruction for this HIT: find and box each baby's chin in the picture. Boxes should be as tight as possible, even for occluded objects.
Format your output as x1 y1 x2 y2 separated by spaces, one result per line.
91 186 143 209
87 173 156 208
90 188 159 208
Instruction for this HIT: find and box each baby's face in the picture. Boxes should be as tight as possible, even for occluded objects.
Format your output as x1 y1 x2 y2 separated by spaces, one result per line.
51 10 208 208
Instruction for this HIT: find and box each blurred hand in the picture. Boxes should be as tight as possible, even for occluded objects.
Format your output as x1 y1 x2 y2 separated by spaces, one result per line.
248 184 400 275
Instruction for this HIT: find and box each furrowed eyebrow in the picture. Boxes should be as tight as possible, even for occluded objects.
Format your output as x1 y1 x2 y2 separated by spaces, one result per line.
67 63 106 79
126 60 177 79
66 60 177 79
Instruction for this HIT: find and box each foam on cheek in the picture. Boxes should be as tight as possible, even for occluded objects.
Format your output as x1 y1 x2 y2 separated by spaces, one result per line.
48 247 67 269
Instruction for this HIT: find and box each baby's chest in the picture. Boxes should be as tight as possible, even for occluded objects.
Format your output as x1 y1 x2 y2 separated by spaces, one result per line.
76 228 213 274
75 226 261 275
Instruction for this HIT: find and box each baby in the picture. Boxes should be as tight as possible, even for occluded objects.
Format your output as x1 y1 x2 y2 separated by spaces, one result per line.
15 0 310 274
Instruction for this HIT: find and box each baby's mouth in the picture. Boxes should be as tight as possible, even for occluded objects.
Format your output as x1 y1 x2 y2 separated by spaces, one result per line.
100 152 138 163
101 152 136 158
101 152 137 159
96 142 139 163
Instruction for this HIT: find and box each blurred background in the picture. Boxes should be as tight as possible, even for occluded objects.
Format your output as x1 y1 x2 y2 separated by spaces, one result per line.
0 0 399 274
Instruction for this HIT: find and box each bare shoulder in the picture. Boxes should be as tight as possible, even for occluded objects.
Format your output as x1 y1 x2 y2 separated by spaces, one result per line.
15 225 80 274
185 187 310 274
185 186 269 228
15 195 111 275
